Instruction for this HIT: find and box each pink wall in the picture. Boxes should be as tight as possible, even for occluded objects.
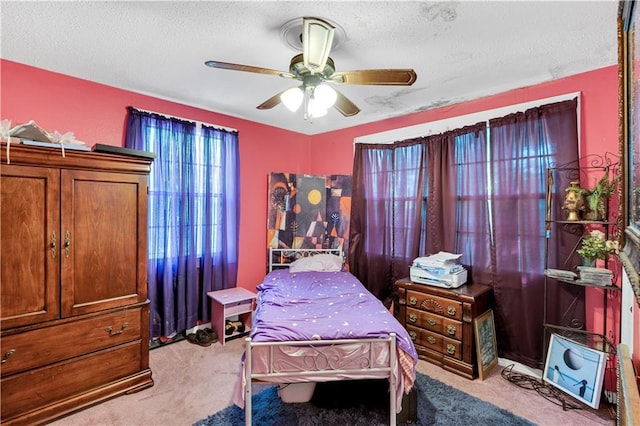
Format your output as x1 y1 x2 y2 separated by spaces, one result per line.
1 59 313 289
5 59 635 359
635 296 640 370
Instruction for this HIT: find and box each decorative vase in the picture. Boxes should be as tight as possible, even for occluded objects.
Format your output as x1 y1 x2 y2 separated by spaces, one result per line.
563 181 584 221
581 258 595 267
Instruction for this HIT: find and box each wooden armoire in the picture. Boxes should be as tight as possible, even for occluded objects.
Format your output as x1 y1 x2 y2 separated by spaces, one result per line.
0 143 154 425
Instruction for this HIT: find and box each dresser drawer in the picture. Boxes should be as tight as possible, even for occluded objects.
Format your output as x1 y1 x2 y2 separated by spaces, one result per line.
0 308 142 376
407 324 462 361
406 290 462 320
1 341 143 421
406 307 462 340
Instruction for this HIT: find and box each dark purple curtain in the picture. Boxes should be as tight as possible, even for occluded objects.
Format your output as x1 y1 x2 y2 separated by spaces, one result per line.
349 139 426 305
452 125 493 283
125 108 239 341
488 99 580 367
350 99 579 367
425 132 457 254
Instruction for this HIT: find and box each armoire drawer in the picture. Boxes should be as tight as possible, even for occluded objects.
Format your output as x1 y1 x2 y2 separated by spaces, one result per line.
407 324 462 361
1 341 143 421
406 290 463 320
0 308 142 377
406 307 462 340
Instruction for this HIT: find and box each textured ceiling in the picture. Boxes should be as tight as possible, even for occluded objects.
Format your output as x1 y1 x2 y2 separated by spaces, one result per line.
1 1 618 135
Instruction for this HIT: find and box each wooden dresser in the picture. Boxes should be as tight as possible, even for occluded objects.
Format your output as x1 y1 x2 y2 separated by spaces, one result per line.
0 143 154 425
394 278 493 379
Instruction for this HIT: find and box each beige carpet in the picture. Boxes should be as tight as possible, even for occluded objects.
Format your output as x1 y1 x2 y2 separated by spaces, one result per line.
50 337 614 426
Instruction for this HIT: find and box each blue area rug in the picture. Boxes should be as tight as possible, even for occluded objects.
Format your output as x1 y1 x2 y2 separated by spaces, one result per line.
194 372 536 425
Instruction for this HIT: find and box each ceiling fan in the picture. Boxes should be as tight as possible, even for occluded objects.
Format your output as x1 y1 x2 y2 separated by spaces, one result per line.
204 17 417 120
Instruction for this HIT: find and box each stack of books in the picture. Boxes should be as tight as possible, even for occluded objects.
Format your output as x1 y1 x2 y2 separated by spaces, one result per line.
544 268 578 282
576 266 613 286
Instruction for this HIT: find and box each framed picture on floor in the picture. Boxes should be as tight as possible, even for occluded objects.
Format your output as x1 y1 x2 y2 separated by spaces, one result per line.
543 333 607 408
473 309 498 380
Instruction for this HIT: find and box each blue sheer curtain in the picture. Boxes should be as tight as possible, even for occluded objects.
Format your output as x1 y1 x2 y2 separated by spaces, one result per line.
125 107 239 340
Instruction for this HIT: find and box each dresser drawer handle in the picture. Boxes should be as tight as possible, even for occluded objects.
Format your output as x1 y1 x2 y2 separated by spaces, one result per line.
426 318 437 326
105 322 129 336
446 344 456 355
447 325 457 335
408 313 418 323
426 336 436 344
409 296 418 306
1 349 15 363
409 331 417 341
447 306 457 316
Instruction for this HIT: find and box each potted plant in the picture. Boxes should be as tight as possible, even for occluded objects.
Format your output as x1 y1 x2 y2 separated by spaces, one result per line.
583 174 615 221
576 229 619 265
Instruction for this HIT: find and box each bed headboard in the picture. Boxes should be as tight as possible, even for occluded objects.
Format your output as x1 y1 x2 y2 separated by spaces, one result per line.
269 248 343 272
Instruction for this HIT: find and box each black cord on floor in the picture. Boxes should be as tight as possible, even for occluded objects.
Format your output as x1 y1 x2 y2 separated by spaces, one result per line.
501 364 583 411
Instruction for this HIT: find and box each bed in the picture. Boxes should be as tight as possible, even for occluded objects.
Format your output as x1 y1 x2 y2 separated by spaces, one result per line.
232 248 418 426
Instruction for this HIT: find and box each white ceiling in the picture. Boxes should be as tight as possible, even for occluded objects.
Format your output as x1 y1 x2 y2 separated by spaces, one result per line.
1 1 618 135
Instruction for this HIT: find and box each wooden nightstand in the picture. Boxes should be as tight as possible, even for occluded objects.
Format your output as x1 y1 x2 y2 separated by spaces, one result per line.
207 287 257 346
394 278 493 379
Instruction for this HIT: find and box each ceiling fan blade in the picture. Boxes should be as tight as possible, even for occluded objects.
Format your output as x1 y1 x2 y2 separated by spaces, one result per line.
256 89 288 110
302 17 335 73
331 69 417 86
333 89 360 117
205 60 295 79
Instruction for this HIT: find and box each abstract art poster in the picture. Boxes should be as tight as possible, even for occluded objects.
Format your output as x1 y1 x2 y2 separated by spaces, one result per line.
267 172 351 263
543 333 607 408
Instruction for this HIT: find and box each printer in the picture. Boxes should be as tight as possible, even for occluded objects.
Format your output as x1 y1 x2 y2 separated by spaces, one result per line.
410 252 467 289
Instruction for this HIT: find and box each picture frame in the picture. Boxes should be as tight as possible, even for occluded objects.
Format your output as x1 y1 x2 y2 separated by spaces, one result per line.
620 0 640 305
543 333 607 409
473 309 498 380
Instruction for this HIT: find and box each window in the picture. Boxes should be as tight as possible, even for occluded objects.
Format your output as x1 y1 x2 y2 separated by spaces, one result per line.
128 114 238 260
351 98 579 367
125 107 239 337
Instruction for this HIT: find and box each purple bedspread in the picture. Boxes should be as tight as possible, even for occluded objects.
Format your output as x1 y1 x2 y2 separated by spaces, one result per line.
250 269 418 361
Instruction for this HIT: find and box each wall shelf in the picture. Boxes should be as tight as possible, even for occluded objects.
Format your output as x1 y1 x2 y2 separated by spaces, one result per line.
542 155 621 409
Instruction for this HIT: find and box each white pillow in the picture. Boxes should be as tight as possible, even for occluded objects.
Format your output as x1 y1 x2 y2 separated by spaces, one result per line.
288 254 343 273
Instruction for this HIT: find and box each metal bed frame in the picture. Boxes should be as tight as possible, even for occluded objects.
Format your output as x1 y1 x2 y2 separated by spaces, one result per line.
243 248 400 426
268 247 343 271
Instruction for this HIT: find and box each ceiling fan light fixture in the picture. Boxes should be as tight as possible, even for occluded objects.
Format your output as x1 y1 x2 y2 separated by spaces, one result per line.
281 87 304 112
307 98 328 118
302 18 335 73
313 84 337 110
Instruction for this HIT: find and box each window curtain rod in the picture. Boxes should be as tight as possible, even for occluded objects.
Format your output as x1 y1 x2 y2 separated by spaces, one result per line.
128 106 238 134
353 91 580 145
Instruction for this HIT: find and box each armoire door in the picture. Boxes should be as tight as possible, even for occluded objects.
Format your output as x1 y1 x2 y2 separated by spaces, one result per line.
60 169 148 317
1 165 60 328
